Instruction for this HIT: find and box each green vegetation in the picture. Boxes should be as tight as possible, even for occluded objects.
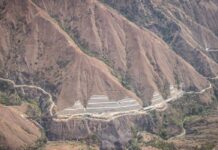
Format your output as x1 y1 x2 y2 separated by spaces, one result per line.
0 84 42 122
86 134 100 146
0 89 42 121
145 76 218 149
69 26 114 68
126 127 177 150
0 92 22 106
155 22 180 44
146 140 177 150
153 9 166 21
174 72 181 89
126 127 143 150
172 93 217 116
51 13 139 97
159 128 168 139
25 130 47 150
148 91 218 140
127 138 141 150
56 59 70 68
0 133 9 150
149 107 183 139
193 142 216 150
215 30 218 37
26 100 42 122
121 76 133 91
51 15 138 94
57 20 102 62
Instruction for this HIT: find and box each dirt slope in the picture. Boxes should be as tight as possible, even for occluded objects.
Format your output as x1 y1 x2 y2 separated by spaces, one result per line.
0 104 41 150
167 0 218 35
0 0 139 110
0 0 217 149
33 0 209 104
101 0 218 77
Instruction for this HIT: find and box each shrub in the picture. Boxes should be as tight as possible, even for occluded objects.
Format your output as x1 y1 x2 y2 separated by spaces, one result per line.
0 92 22 106
127 139 141 150
147 140 177 150
194 142 216 150
26 101 42 122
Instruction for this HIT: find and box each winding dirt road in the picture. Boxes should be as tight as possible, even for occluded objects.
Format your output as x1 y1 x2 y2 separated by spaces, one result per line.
168 121 186 141
0 77 55 116
0 77 214 121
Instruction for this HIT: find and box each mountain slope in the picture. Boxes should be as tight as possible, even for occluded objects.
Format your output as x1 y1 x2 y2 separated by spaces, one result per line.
0 0 217 149
101 0 218 77
0 0 139 110
0 104 41 150
33 0 209 104
167 0 218 35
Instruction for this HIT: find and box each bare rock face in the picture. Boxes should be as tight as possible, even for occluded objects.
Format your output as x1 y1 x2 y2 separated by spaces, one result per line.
45 114 154 149
0 104 41 150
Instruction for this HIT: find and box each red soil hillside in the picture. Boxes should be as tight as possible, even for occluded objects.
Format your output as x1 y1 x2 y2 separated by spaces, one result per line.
100 0 218 76
34 0 209 103
0 0 139 110
0 104 41 150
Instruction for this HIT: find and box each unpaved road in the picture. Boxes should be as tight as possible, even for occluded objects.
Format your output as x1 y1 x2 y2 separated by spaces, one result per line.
168 121 186 141
0 77 214 121
0 77 55 116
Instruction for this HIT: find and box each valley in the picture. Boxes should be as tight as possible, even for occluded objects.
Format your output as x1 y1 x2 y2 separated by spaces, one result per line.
0 0 218 149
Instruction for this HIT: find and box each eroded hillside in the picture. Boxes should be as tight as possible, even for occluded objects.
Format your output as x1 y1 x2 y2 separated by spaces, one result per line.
0 0 139 110
0 0 218 149
0 104 42 149
32 0 209 105
101 0 218 76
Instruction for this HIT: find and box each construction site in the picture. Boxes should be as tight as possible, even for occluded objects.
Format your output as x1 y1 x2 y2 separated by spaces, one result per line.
56 85 183 118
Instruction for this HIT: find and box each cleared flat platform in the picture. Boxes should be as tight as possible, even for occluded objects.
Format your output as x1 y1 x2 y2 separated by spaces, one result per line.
57 95 142 116
151 91 164 105
57 85 182 117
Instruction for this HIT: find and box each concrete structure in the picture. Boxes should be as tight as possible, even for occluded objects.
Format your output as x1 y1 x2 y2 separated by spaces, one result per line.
57 85 184 117
87 96 142 114
151 91 164 105
206 47 218 52
170 85 176 96
57 100 85 116
57 95 142 117
169 85 184 98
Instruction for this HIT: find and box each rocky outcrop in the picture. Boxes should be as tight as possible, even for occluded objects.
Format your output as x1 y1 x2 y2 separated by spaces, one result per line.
46 114 154 149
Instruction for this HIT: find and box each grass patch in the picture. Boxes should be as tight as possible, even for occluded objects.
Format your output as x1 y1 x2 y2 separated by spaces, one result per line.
25 130 47 150
0 132 9 150
145 140 177 150
215 30 218 37
198 142 216 150
26 100 42 122
126 138 141 150
126 127 143 150
0 92 22 106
